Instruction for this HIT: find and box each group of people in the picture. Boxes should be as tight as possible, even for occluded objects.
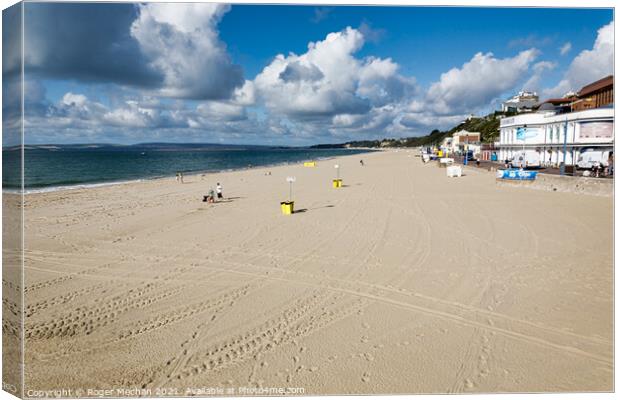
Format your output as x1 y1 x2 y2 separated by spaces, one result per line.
587 160 613 178
203 183 223 203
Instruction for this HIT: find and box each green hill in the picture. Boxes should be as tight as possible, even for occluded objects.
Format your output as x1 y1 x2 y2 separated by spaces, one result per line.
313 111 515 149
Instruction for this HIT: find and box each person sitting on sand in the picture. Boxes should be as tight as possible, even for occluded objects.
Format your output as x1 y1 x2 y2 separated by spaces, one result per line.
216 183 223 199
208 188 216 203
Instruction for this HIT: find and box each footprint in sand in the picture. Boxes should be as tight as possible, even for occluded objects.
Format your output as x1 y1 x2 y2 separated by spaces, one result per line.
362 372 371 383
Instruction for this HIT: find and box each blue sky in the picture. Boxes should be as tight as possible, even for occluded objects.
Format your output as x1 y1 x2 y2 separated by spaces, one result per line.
219 6 611 81
2 3 614 145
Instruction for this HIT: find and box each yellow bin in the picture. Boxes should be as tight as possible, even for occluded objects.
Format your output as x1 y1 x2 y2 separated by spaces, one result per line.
280 201 294 215
304 161 316 167
332 179 343 188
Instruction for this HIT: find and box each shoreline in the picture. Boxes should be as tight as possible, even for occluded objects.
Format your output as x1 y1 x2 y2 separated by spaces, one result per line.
5 149 375 196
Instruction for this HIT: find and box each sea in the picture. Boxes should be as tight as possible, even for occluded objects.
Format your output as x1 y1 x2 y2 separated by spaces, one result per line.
2 144 373 193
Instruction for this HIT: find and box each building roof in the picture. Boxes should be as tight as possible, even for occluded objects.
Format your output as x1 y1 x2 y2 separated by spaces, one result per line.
499 106 613 128
537 97 576 106
537 103 556 112
578 75 613 97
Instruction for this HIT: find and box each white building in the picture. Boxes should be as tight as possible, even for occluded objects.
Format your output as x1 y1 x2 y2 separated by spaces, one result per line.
501 91 539 113
498 107 613 166
440 136 453 152
451 130 481 155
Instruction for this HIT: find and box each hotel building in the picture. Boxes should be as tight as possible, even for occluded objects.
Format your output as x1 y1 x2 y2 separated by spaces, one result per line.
498 76 614 167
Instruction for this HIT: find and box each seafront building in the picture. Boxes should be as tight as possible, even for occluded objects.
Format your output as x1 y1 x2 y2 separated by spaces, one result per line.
501 91 539 113
498 76 614 167
498 107 613 166
444 130 481 155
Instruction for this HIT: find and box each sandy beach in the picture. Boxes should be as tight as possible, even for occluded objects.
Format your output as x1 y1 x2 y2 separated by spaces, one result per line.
12 150 613 394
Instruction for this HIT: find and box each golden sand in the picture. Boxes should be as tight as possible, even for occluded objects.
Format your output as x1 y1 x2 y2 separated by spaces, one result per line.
8 150 613 394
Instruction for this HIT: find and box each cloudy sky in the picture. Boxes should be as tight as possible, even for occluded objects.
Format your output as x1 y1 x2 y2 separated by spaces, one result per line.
2 3 614 145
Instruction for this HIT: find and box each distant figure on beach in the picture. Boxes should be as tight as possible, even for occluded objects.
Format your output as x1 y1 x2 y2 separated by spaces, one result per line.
208 188 216 203
216 183 223 199
203 188 215 203
360 159 364 166
175 172 180 182
504 159 510 169
608 152 614 176
476 159 480 167
178 172 184 183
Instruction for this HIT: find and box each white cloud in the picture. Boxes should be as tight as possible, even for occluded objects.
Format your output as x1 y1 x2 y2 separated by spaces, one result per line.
424 49 539 115
254 27 367 117
397 112 466 132
544 21 613 98
196 102 247 122
253 27 416 122
61 93 89 108
522 60 556 92
560 42 572 55
38 93 188 130
130 3 243 100
26 91 279 143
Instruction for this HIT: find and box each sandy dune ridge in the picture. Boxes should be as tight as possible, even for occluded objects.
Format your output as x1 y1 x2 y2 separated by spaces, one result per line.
4 150 612 394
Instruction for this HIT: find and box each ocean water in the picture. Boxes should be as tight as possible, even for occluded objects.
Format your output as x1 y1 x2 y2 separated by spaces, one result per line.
2 145 373 192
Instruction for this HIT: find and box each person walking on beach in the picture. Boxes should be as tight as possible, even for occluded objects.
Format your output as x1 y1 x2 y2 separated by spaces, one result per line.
179 172 184 184
216 183 223 199
360 159 364 166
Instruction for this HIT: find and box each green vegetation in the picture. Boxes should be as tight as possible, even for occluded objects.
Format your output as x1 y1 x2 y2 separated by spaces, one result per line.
312 111 516 149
